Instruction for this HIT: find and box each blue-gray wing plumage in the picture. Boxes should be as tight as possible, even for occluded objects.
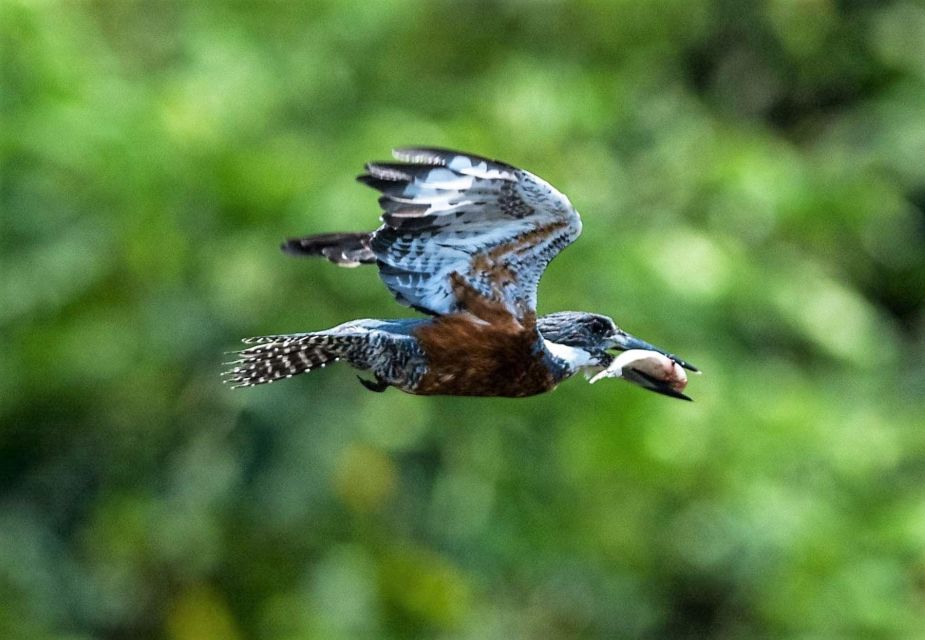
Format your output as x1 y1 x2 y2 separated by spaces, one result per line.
360 148 582 318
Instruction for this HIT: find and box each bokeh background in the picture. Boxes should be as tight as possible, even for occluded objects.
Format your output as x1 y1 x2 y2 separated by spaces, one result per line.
3 1 925 638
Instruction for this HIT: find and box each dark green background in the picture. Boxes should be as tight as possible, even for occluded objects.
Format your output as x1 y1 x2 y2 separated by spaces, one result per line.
3 1 925 638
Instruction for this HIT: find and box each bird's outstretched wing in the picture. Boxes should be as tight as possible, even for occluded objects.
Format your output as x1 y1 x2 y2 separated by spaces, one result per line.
358 148 582 319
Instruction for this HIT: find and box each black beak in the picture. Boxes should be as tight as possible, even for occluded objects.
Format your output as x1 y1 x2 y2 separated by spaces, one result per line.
609 331 699 373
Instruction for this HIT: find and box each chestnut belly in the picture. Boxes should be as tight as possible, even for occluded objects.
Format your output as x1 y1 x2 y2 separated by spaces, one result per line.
411 356 558 397
410 314 560 397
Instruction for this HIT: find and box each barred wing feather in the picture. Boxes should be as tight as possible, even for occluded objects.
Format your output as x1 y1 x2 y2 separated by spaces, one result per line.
360 148 582 318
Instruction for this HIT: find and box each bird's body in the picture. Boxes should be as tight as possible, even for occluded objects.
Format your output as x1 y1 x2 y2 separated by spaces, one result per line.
225 148 697 399
229 314 603 397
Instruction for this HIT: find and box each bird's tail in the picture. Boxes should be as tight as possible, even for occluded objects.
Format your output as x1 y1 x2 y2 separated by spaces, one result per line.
280 232 376 267
223 333 363 388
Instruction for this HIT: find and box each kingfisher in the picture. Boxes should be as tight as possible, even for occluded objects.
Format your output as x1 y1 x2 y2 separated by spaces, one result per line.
224 148 698 399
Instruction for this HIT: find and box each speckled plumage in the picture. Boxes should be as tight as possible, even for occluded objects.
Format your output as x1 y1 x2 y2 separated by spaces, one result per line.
225 148 697 399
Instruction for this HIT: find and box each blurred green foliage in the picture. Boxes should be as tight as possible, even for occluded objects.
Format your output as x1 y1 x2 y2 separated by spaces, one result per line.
2 0 925 638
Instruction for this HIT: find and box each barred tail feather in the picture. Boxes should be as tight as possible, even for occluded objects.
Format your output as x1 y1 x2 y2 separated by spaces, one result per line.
280 232 376 267
223 334 346 388
224 320 426 391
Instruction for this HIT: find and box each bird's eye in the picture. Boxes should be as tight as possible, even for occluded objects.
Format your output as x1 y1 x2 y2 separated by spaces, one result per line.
589 317 612 335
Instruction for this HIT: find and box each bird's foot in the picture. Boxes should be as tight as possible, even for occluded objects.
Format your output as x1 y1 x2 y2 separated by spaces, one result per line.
357 375 390 393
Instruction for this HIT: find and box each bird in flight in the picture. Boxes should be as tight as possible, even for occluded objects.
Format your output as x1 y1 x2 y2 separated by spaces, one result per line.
224 148 698 399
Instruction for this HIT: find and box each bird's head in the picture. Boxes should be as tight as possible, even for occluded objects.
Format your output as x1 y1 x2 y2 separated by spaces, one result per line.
537 311 699 400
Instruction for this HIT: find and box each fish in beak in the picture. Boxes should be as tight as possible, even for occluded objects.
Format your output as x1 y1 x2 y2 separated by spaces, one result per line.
589 349 692 400
594 330 699 400
607 331 699 373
